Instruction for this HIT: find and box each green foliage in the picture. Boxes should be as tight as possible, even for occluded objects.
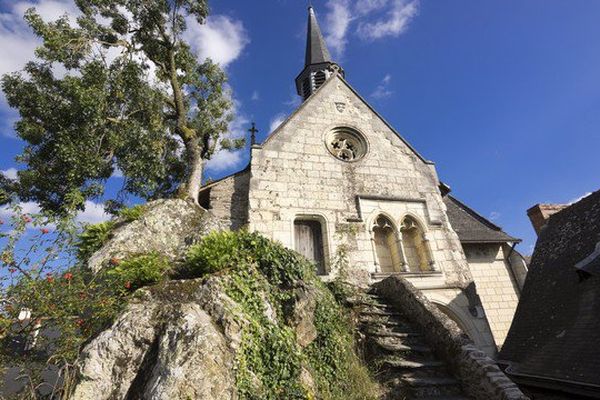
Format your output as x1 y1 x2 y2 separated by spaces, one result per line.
105 253 170 291
118 204 146 223
184 231 378 400
183 230 311 285
76 221 115 261
305 290 378 400
3 267 126 364
1 252 169 389
1 0 242 213
225 266 306 400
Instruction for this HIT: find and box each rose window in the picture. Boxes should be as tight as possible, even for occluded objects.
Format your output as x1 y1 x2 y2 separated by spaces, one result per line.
325 127 367 162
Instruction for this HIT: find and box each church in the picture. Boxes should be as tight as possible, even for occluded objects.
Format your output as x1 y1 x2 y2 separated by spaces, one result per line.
198 7 528 357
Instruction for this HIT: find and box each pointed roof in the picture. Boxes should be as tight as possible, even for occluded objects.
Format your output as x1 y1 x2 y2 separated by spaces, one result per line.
305 6 332 66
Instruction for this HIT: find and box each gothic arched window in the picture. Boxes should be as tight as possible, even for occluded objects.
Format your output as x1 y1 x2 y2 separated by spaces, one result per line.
372 215 403 273
400 216 433 272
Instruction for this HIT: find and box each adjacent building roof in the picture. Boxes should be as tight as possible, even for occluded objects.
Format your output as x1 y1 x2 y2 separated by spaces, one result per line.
499 189 600 394
443 195 519 244
305 7 332 66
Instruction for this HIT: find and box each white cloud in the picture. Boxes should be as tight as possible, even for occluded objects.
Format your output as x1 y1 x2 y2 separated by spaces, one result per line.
0 0 79 78
0 201 41 219
322 0 418 57
489 211 501 221
269 113 286 133
0 199 109 226
251 90 260 101
370 73 393 99
324 0 352 57
184 15 249 67
355 0 389 15
1 168 18 180
357 0 418 40
76 200 110 224
204 149 244 173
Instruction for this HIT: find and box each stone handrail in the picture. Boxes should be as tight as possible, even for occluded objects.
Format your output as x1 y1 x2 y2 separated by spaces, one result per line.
374 275 529 400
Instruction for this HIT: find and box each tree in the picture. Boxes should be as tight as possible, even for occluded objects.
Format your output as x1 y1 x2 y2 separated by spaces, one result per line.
1 0 243 214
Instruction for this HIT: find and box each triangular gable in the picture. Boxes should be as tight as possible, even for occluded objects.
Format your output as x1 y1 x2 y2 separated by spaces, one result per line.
261 72 433 165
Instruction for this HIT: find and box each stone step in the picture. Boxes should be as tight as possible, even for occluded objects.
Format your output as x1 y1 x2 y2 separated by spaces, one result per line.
403 376 463 398
382 358 445 370
411 396 471 400
359 319 419 335
401 376 459 387
366 327 422 338
373 338 432 353
359 308 402 317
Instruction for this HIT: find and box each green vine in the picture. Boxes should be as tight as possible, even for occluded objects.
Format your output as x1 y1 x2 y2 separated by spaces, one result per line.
183 230 378 400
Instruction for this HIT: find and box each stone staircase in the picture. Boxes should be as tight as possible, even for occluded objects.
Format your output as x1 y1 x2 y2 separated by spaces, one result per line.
354 290 472 400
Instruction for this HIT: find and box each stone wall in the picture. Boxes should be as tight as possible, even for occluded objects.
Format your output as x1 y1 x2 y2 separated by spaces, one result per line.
463 243 521 347
201 170 250 230
248 74 472 290
375 275 529 400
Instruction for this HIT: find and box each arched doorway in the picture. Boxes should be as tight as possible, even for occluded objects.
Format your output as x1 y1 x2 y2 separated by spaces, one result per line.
372 215 403 273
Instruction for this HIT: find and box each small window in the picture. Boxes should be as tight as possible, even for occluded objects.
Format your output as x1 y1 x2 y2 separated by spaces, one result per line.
325 127 368 162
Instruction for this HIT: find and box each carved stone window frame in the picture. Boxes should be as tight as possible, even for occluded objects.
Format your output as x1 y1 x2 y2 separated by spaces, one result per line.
324 126 369 163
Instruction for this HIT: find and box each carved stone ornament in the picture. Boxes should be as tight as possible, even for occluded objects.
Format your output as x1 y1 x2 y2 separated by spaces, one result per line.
335 102 346 113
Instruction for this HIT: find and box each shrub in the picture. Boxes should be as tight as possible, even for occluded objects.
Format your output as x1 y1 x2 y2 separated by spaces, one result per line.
76 221 115 261
105 252 170 291
118 204 146 223
183 230 311 285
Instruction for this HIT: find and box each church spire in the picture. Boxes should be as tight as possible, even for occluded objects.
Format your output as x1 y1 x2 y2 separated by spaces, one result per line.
305 6 331 66
295 6 344 101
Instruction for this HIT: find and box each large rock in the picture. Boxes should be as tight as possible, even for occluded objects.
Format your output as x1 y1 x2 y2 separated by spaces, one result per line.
70 278 242 400
88 199 225 273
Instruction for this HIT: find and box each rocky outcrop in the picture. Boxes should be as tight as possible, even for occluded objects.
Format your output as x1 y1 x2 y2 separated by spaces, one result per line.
69 272 331 400
70 278 242 400
87 199 225 273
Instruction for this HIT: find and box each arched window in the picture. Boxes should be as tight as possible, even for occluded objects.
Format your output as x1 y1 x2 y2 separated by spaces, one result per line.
400 216 433 272
372 216 403 273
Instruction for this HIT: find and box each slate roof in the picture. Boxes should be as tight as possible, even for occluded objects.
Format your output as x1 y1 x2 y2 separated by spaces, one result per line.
499 189 600 392
443 195 519 244
305 7 332 66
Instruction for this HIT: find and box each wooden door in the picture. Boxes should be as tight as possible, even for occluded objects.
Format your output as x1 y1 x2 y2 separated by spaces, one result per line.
294 220 325 275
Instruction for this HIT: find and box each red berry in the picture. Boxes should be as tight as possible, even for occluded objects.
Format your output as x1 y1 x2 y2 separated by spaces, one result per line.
40 228 49 234
124 281 131 289
63 272 73 280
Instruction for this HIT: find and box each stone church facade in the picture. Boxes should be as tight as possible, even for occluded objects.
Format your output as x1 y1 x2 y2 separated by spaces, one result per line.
198 7 527 356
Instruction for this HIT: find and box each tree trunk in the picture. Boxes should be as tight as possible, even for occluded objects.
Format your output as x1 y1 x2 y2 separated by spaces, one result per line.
178 139 203 205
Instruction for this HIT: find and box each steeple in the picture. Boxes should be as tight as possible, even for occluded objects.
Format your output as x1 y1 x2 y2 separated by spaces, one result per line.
305 6 331 66
295 6 344 101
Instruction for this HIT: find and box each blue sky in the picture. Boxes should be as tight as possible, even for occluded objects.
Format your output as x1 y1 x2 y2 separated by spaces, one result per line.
1 0 599 254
